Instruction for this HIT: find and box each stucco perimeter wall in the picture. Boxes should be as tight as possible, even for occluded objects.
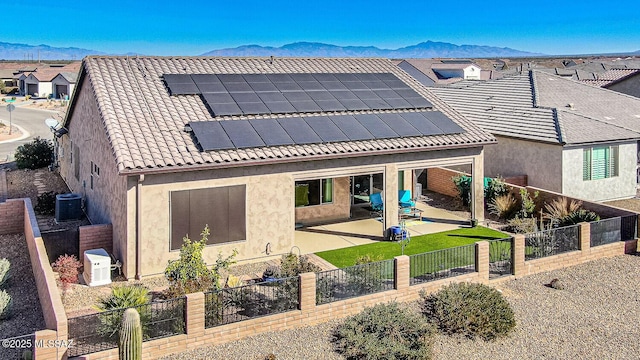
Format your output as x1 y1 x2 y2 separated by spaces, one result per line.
562 142 637 201
295 176 350 224
58 74 129 272
130 147 484 277
485 136 563 193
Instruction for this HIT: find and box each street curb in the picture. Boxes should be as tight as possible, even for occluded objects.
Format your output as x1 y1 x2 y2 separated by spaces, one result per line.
0 123 31 144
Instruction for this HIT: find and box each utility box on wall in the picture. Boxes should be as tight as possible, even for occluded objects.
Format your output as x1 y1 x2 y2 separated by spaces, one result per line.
83 248 111 287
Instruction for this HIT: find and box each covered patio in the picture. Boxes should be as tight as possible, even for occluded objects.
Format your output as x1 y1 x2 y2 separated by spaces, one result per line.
294 196 472 255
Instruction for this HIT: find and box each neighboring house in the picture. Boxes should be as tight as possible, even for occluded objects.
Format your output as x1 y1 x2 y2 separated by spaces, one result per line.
22 70 57 97
51 72 77 99
432 70 640 202
0 70 17 88
394 59 492 87
56 56 495 279
17 63 82 97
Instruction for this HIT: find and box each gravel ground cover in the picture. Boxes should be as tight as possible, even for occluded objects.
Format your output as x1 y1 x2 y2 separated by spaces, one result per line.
161 254 640 360
0 234 46 339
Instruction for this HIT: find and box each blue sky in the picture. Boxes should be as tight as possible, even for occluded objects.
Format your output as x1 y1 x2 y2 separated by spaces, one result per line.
3 0 639 55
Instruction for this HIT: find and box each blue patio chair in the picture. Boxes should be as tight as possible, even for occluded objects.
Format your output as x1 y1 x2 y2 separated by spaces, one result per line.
398 190 415 209
370 192 384 212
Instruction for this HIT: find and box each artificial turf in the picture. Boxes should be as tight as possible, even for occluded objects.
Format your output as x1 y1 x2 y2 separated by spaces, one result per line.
315 226 509 268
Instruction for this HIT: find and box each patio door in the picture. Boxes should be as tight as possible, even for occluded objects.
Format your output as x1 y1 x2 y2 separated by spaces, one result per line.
350 173 383 206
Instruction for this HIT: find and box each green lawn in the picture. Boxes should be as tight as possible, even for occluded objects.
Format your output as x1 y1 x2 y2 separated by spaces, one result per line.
315 226 510 268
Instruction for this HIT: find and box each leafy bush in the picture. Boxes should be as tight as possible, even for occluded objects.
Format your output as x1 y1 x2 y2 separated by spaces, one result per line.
0 289 12 320
96 285 151 338
420 282 515 340
14 137 53 170
518 189 539 218
505 216 538 234
488 193 518 220
34 191 59 215
333 302 436 360
558 209 600 226
452 175 472 207
164 225 237 296
452 175 510 208
278 252 321 277
485 177 509 204
0 258 10 287
51 254 82 287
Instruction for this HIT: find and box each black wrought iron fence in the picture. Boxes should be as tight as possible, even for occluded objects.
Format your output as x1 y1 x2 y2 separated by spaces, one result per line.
525 224 580 260
315 259 395 305
590 217 622 247
489 238 513 279
621 214 638 241
67 297 186 357
0 333 35 360
409 244 476 286
205 277 299 328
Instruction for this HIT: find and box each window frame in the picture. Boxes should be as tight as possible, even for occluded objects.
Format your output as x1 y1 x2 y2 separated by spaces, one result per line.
583 145 619 181
294 178 334 207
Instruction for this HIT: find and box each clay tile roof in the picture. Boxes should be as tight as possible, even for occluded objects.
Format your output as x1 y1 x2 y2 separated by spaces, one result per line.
67 56 495 174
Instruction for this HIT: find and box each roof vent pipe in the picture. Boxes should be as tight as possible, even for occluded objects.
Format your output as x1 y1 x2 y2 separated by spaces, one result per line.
567 103 574 109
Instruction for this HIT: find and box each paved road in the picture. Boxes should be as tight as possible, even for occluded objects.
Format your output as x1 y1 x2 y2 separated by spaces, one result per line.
0 104 63 163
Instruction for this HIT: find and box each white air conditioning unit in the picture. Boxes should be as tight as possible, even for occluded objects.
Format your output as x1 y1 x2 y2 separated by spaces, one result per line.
83 248 112 287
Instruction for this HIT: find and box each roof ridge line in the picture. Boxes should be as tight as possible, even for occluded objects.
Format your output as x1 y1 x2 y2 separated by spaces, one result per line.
552 108 565 145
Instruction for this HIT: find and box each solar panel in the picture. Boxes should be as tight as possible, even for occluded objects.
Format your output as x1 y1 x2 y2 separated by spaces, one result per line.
312 73 338 82
373 89 400 98
278 118 322 144
315 99 347 112
163 74 193 84
342 81 368 91
274 82 303 92
354 73 379 82
334 73 359 82
405 97 434 108
195 82 227 93
230 92 262 103
423 111 465 133
242 74 270 83
307 91 335 101
397 61 436 87
331 90 359 100
283 91 312 101
362 81 387 90
377 113 421 137
353 90 379 100
362 99 393 110
220 120 265 148
190 74 220 84
266 74 294 83
202 93 234 103
264 101 297 114
319 81 347 91
188 121 234 150
382 79 408 89
290 73 316 82
217 74 244 83
329 115 374 141
297 81 325 91
251 119 295 146
237 102 270 115
290 100 322 113
167 82 200 95
204 101 242 117
394 88 422 98
384 98 412 108
223 82 253 93
400 112 445 135
304 116 349 142
354 114 398 139
249 82 279 92
375 73 399 81
257 92 288 102
336 98 369 111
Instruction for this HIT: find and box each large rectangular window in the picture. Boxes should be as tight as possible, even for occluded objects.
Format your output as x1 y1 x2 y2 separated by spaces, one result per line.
295 178 333 207
583 145 619 180
170 185 246 250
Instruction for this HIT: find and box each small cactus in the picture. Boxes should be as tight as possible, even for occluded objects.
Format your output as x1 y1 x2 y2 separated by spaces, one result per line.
119 308 142 360
0 258 10 287
0 290 12 319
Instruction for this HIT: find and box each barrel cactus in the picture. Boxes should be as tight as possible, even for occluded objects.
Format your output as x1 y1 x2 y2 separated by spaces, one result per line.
119 308 142 360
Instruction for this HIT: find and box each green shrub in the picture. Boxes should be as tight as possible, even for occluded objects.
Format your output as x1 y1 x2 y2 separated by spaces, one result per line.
0 258 10 287
333 302 436 360
34 191 60 215
164 225 236 296
452 175 472 207
488 193 518 220
421 282 515 340
485 177 509 204
518 189 539 218
96 285 150 338
14 137 53 170
0 289 12 320
452 175 510 208
558 209 600 226
278 252 321 277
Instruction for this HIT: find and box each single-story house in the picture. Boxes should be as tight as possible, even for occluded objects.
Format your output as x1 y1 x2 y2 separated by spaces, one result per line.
432 70 640 202
22 70 58 97
56 56 495 279
51 72 77 99
394 59 494 88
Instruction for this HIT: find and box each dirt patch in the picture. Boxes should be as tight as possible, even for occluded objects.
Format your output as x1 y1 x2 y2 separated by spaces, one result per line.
22 100 68 112
6 168 70 207
0 123 22 141
603 197 640 213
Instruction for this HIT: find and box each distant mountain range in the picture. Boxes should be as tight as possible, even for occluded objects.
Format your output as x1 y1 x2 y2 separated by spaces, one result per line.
201 41 542 58
0 40 638 60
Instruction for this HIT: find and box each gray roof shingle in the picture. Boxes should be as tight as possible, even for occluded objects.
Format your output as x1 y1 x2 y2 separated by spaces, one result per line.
431 71 640 145
68 56 495 174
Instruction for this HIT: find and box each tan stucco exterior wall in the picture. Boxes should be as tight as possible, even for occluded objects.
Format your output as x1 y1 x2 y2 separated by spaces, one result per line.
294 176 350 224
129 147 484 277
57 74 128 267
484 135 563 193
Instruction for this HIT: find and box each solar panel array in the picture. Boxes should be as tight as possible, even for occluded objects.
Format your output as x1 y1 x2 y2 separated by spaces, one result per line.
188 111 465 151
164 73 433 117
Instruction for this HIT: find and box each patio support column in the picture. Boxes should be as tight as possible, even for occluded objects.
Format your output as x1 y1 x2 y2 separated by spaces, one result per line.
471 151 485 223
512 234 525 276
383 164 399 233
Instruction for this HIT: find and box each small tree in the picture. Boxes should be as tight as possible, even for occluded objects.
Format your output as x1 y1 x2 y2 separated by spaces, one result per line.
164 225 237 296
14 137 54 170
